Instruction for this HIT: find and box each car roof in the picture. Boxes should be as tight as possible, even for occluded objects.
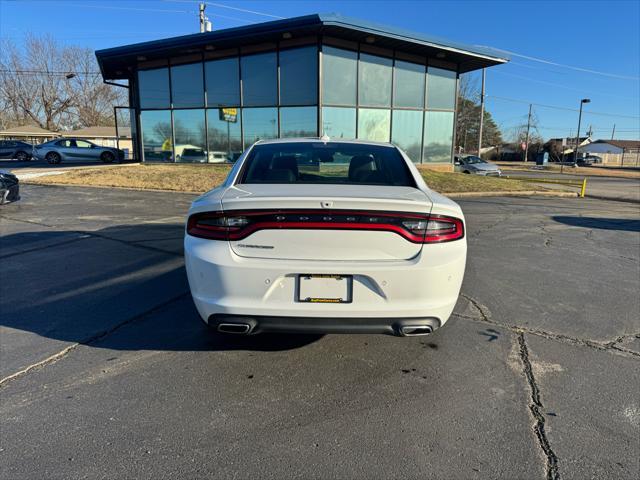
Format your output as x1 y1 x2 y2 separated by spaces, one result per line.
253 137 396 148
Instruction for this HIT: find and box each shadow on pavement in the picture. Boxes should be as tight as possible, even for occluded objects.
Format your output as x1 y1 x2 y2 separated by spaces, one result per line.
552 216 640 232
0 223 320 355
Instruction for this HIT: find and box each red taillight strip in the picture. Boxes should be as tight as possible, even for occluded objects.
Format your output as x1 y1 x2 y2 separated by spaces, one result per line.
187 210 464 244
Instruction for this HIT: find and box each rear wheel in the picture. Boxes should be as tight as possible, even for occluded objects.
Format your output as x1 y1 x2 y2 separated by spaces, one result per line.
463 170 471 174
15 151 29 162
45 152 61 164
101 151 115 163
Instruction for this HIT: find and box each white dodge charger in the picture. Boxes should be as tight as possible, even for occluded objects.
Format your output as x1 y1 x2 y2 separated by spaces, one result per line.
184 138 466 337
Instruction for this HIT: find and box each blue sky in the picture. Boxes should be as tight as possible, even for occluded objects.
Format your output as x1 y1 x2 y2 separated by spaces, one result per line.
1 0 639 140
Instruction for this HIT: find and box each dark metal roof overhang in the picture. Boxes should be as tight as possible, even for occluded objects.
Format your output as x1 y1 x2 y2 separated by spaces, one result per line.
96 13 508 80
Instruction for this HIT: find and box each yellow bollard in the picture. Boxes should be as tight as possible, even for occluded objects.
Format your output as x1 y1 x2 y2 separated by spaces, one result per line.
580 178 587 198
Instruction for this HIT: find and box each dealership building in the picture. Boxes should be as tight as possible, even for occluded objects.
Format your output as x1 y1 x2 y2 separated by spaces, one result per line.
96 14 507 167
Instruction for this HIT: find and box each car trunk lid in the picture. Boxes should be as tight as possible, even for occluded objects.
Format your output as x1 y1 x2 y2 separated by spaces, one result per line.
221 184 433 261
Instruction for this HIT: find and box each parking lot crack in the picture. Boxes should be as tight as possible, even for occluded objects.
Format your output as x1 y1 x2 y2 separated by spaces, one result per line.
457 294 640 360
0 214 53 228
0 292 189 388
0 234 91 260
517 333 560 480
81 230 183 257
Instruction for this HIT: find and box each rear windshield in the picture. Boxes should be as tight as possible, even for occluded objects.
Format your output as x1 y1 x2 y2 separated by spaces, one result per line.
239 142 416 186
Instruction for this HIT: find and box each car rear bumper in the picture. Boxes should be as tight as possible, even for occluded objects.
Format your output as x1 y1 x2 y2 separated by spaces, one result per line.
208 313 441 336
184 235 466 334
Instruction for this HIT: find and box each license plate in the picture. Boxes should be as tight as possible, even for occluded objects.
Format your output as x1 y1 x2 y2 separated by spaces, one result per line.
298 274 352 303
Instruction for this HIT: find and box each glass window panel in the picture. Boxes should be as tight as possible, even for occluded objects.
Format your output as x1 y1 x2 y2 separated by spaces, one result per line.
241 52 277 106
243 107 278 146
171 63 204 108
427 67 456 110
140 110 173 162
240 142 415 186
358 53 392 107
205 57 240 107
393 60 425 109
321 46 357 106
423 111 454 163
391 110 423 162
321 107 356 139
357 108 390 142
207 108 242 162
280 46 317 106
173 109 206 163
280 107 317 138
138 68 170 109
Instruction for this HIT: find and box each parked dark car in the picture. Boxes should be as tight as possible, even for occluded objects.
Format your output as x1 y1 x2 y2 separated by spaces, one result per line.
577 155 602 166
0 170 20 204
33 138 124 164
0 140 33 161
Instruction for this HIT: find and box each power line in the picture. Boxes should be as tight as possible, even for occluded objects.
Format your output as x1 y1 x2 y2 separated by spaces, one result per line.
45 2 194 14
162 0 284 19
478 46 640 81
0 69 101 76
487 95 640 120
490 70 638 100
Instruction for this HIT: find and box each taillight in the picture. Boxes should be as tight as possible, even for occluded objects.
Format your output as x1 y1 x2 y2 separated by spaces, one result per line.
187 210 464 243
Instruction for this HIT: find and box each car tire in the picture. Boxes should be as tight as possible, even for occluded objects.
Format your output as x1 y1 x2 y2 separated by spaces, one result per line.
15 151 29 162
45 152 61 164
463 170 471 174
101 151 115 163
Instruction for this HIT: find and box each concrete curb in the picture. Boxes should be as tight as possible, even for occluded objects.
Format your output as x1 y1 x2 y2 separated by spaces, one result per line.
23 181 200 195
445 190 578 198
501 169 640 181
24 182 579 199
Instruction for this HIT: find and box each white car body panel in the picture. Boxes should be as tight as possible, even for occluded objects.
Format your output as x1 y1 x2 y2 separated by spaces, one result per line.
184 139 467 336
220 184 431 261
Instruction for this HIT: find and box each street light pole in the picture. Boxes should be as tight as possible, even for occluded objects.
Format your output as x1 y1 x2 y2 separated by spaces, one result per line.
477 68 485 156
574 98 590 163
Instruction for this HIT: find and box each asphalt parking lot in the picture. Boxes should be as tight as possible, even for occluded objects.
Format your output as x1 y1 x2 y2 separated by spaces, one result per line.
1 184 639 479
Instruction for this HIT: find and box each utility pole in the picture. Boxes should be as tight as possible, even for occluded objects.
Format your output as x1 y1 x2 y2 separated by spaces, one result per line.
477 68 485 156
199 3 212 32
611 124 616 139
523 103 532 162
574 98 590 163
199 3 206 32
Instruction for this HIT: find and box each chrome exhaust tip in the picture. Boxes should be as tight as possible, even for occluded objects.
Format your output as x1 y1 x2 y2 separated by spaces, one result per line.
217 323 252 334
399 325 433 336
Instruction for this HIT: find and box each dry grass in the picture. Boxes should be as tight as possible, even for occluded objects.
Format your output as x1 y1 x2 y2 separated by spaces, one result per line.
27 164 230 193
497 162 640 179
28 163 536 194
417 167 531 193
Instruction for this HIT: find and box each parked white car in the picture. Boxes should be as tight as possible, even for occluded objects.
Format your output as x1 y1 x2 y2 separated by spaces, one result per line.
454 155 502 176
184 138 467 337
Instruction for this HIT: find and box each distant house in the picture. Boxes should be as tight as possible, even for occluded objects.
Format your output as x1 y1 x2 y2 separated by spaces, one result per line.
578 139 640 166
546 136 591 155
0 125 58 144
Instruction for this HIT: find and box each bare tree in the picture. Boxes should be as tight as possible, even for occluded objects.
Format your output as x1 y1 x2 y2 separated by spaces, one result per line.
456 74 502 153
0 35 127 131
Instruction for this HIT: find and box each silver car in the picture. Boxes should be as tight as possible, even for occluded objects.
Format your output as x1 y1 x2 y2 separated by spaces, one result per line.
454 155 502 176
34 138 124 164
